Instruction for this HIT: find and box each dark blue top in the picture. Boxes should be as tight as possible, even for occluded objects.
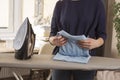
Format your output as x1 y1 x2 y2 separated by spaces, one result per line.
50 0 107 55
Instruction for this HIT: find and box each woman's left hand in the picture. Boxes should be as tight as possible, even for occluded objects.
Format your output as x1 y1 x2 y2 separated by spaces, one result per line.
77 38 104 50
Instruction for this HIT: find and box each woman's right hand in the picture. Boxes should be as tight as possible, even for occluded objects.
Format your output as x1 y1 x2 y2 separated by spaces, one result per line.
49 36 67 46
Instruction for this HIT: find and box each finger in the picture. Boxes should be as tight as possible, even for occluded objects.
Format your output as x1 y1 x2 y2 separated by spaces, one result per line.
79 45 91 50
57 36 63 39
61 40 67 45
78 39 90 43
59 38 67 42
58 38 67 45
78 41 91 46
58 36 67 41
79 39 90 43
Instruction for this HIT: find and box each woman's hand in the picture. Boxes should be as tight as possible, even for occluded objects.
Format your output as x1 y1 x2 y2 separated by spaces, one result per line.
49 36 67 46
77 38 104 50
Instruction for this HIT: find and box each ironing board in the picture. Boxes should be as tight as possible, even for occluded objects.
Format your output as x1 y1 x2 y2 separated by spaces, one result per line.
0 53 120 71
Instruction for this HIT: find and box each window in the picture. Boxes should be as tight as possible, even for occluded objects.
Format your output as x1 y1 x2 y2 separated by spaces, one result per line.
0 0 22 39
0 0 57 47
0 0 9 29
0 0 57 39
0 0 14 38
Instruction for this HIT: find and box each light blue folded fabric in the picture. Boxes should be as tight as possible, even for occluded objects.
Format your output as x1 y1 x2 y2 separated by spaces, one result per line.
53 30 91 64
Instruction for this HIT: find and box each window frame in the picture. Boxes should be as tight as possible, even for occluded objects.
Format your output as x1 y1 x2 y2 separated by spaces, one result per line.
0 0 22 40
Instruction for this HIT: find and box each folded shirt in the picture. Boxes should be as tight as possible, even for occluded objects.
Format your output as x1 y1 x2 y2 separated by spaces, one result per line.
53 30 91 64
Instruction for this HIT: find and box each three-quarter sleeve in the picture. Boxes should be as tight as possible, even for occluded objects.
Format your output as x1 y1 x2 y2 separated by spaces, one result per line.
96 0 107 41
50 1 62 37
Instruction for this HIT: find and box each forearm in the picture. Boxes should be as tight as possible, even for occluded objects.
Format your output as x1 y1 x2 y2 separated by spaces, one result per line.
77 37 104 50
49 36 56 46
96 37 104 48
